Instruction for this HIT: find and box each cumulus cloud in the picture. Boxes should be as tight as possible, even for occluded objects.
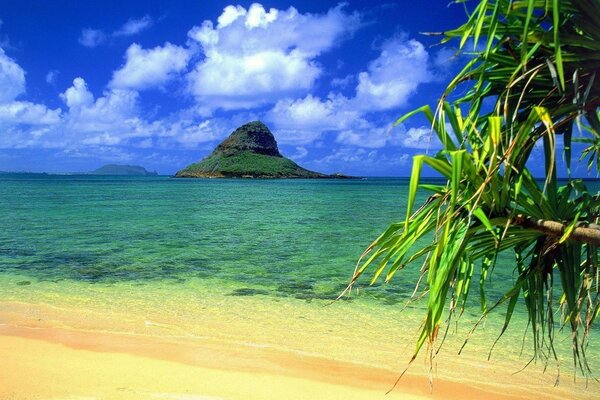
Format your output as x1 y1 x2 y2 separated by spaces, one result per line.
335 126 394 149
2 4 457 175
57 78 234 148
0 48 25 102
269 95 357 131
61 77 142 142
354 37 433 111
109 43 190 90
267 92 404 148
267 94 364 144
265 35 446 149
0 48 61 136
60 77 94 109
311 147 411 175
402 126 435 149
186 3 361 113
401 125 447 150
0 102 61 125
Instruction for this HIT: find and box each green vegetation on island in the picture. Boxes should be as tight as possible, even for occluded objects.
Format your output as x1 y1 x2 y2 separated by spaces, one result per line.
176 121 350 178
349 0 600 382
90 164 158 176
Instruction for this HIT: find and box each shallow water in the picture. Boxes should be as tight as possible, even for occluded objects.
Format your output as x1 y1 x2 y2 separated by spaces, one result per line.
0 174 598 394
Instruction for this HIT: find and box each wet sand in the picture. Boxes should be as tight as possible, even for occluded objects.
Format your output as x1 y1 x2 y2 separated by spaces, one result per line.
0 324 529 400
0 292 597 400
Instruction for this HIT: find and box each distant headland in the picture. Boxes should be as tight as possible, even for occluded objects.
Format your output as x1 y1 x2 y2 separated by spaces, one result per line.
89 164 158 176
175 121 353 179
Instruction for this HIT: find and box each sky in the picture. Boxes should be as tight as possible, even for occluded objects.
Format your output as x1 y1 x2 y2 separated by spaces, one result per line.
0 1 593 176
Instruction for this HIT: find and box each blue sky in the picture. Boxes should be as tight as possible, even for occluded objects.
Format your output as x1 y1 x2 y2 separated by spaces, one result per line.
0 1 592 176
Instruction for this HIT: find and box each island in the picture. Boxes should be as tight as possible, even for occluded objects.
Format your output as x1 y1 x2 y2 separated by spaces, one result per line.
89 164 158 176
175 121 352 178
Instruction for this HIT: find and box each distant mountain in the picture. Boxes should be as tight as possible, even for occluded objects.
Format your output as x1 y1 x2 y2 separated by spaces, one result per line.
176 121 351 179
90 164 158 176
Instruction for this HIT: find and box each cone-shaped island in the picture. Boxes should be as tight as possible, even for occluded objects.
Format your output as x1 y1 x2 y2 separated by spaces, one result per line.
176 121 350 178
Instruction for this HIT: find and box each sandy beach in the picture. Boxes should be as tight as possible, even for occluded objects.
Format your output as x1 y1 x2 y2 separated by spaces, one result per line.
1 296 596 400
0 325 524 400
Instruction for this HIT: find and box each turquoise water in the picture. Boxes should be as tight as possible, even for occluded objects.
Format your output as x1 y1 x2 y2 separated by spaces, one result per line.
0 174 598 381
0 175 414 301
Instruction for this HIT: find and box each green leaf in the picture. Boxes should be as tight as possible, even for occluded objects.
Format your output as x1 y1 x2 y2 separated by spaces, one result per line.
552 0 565 91
405 156 424 230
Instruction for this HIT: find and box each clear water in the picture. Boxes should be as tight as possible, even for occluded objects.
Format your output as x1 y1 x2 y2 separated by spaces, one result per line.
0 174 598 391
0 175 410 297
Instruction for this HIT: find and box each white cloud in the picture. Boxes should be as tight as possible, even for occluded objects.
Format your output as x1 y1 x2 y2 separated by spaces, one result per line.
317 147 369 164
217 5 247 28
354 37 432 111
62 78 138 126
312 147 410 175
57 78 233 149
113 16 153 37
79 16 153 48
433 47 457 70
290 146 308 159
331 74 354 89
402 126 435 149
0 48 25 102
0 48 61 137
171 119 222 146
186 3 361 113
60 145 135 162
269 94 356 130
45 70 59 86
78 28 106 47
60 77 94 109
401 124 448 150
109 43 190 90
267 93 401 149
267 94 364 144
58 77 147 146
335 126 393 149
245 3 278 28
0 102 61 125
265 35 445 149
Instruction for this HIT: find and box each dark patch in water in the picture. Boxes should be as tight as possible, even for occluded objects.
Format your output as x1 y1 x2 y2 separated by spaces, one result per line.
292 292 313 301
16 280 31 286
277 281 315 299
0 247 36 257
228 288 270 296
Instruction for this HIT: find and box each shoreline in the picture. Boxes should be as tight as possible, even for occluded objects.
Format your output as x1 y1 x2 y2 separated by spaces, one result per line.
0 323 530 400
1 280 598 400
0 290 597 400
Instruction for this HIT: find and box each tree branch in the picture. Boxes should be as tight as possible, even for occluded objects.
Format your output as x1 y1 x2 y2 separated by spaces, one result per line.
514 215 600 246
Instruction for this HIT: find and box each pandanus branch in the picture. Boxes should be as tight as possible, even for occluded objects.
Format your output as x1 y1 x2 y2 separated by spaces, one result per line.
513 215 600 246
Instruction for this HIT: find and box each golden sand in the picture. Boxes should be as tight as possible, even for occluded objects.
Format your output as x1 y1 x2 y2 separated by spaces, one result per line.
0 323 529 400
0 281 598 400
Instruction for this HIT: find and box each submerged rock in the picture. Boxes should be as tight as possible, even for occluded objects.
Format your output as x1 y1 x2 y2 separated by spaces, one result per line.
228 288 270 296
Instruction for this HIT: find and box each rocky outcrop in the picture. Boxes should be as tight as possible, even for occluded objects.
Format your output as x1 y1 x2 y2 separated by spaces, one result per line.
175 121 346 178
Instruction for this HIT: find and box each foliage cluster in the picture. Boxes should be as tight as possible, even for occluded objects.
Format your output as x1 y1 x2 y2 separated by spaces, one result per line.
350 0 600 381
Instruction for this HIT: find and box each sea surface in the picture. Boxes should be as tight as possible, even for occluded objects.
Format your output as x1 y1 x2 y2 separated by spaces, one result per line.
0 174 599 394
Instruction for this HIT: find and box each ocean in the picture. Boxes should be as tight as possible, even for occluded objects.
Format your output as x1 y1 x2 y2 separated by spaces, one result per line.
0 174 598 397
